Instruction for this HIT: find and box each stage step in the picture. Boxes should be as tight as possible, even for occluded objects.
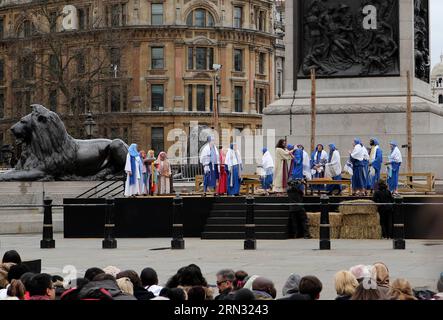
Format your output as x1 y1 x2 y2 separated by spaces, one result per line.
207 217 289 225
202 198 291 240
210 210 289 218
201 232 289 240
204 224 288 233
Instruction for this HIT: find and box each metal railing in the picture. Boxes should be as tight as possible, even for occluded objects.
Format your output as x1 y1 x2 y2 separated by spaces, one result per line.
76 174 125 199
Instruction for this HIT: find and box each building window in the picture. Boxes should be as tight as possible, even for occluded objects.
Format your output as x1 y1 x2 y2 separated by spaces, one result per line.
257 88 265 114
186 9 214 27
49 54 58 75
151 47 164 69
151 127 164 154
110 48 121 71
105 85 127 112
16 91 31 116
0 18 3 38
21 55 35 80
110 128 119 139
188 47 214 70
439 95 443 104
111 86 121 112
78 7 90 30
233 7 242 28
49 90 57 112
122 127 129 143
49 12 57 33
107 3 126 27
258 52 266 75
0 92 4 118
234 86 243 112
187 85 193 111
234 49 243 72
151 84 164 111
210 85 213 112
22 20 34 37
151 3 163 25
257 10 266 32
76 52 85 74
196 85 206 111
0 59 3 81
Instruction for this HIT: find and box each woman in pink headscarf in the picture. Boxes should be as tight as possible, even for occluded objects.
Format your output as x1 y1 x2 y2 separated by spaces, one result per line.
217 146 227 195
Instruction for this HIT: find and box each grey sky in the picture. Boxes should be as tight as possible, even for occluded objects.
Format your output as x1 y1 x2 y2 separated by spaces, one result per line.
431 0 443 67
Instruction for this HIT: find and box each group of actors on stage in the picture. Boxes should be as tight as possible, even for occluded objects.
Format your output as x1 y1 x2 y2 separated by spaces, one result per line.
269 138 403 196
124 144 172 197
123 136 403 198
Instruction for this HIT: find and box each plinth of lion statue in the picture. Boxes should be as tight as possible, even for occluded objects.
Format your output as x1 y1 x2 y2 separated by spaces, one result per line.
0 104 128 181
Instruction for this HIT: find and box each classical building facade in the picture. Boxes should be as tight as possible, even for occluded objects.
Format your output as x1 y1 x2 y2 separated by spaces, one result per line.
0 0 277 158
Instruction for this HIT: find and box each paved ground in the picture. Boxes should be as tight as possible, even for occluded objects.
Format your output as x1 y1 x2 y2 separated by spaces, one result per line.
1 234 442 300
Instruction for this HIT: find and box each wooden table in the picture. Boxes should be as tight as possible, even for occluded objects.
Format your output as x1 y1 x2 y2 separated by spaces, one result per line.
306 179 352 195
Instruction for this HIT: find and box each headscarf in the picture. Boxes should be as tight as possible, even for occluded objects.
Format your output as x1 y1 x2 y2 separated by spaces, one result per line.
370 138 379 146
328 143 336 162
354 138 361 145
390 141 397 150
287 144 295 151
128 144 139 157
128 144 139 185
262 147 268 154
315 144 324 163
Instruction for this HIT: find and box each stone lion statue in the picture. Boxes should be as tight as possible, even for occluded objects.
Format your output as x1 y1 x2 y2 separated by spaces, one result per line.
0 104 128 181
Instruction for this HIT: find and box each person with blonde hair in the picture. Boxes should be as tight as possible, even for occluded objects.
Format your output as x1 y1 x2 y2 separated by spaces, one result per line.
334 270 358 300
373 262 390 297
117 277 134 296
389 278 417 300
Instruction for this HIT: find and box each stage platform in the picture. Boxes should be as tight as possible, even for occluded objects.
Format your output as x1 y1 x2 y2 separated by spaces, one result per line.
63 195 443 240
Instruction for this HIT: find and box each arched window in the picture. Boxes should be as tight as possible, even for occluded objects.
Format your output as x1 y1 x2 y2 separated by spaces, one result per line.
438 78 443 88
186 9 214 27
17 20 35 38
439 94 443 104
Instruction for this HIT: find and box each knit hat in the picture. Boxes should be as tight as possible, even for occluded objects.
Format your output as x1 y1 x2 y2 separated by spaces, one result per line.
103 266 121 277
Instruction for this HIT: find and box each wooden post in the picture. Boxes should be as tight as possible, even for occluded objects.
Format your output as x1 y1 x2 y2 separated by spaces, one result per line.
406 71 413 188
310 68 316 153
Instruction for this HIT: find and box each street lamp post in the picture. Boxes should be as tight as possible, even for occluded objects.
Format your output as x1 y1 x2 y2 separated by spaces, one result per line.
84 110 96 139
212 64 222 139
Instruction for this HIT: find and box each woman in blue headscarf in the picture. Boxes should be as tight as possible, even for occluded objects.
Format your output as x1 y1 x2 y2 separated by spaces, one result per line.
124 143 142 197
199 136 219 194
386 141 402 194
311 144 328 191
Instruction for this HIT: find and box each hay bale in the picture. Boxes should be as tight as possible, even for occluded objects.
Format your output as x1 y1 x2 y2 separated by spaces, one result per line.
307 212 343 227
309 226 341 239
339 200 378 215
307 212 342 239
340 225 382 239
342 213 380 227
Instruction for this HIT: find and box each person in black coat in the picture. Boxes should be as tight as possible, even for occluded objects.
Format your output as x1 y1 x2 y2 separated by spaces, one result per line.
372 180 394 239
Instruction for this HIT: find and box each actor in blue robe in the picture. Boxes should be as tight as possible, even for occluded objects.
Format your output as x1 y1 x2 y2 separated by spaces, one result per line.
369 138 383 190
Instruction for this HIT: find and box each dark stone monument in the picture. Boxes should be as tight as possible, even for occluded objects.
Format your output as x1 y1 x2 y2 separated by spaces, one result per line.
414 0 430 83
299 0 400 78
0 104 128 181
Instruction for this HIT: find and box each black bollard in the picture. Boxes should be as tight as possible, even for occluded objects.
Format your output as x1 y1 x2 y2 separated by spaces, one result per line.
171 194 185 249
244 196 256 250
393 195 406 250
102 198 117 249
40 198 55 249
319 195 331 250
